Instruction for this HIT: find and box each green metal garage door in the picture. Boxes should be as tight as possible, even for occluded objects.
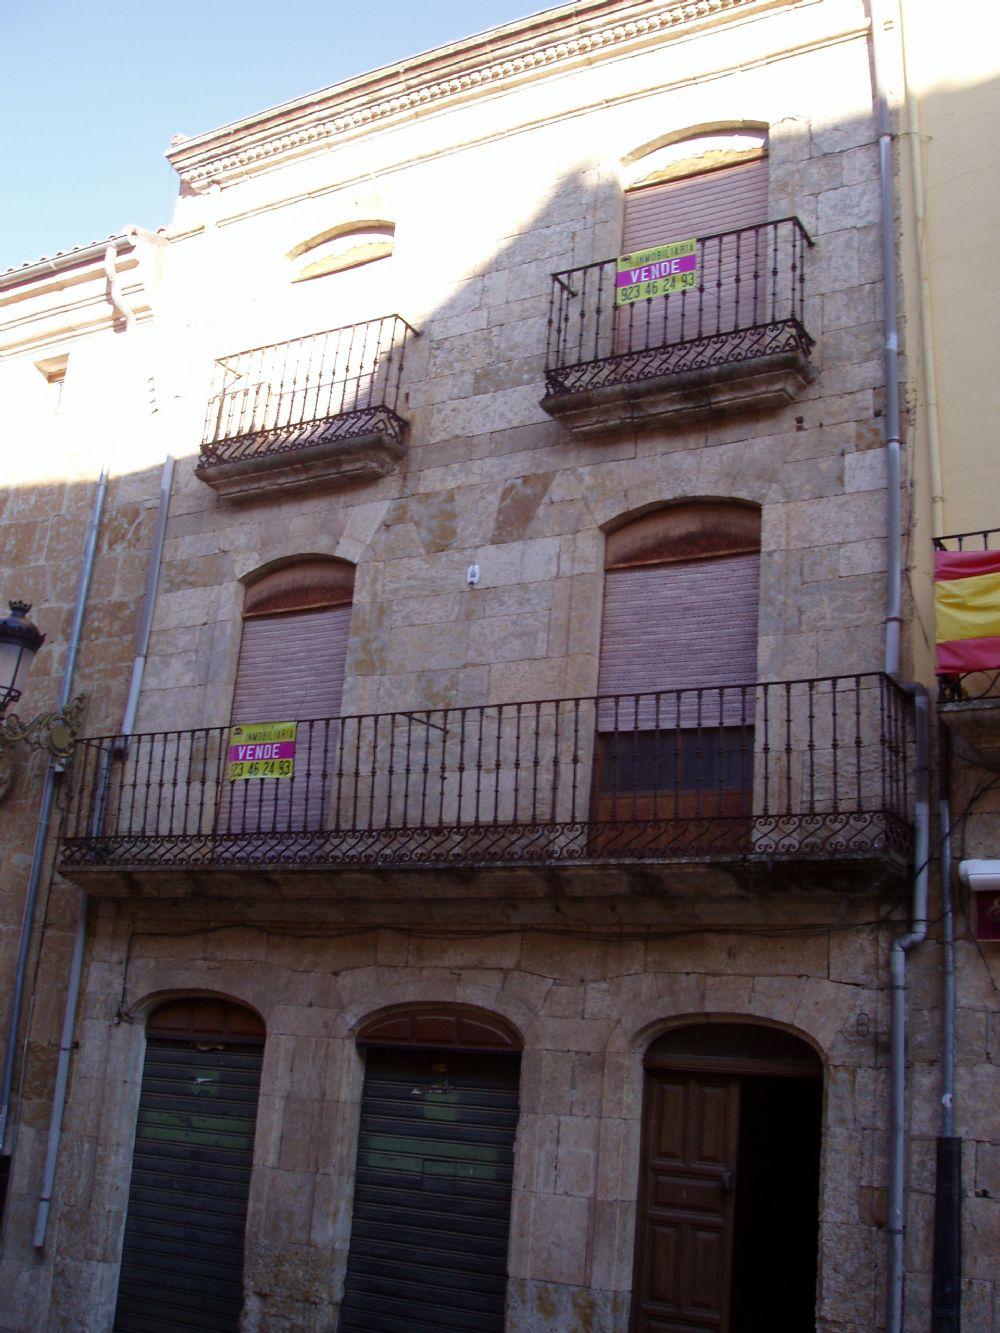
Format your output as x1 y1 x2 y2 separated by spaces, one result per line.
113 1002 264 1332
340 1046 520 1332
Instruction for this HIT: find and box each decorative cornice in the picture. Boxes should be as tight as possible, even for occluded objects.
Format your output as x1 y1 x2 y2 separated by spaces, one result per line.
167 0 793 189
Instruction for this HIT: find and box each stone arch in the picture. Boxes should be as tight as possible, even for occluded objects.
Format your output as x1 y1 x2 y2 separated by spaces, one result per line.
288 219 395 281
622 122 769 189
630 1015 822 1331
355 1000 523 1051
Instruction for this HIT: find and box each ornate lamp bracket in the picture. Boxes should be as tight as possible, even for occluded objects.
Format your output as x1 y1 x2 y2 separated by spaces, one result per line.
0 694 87 803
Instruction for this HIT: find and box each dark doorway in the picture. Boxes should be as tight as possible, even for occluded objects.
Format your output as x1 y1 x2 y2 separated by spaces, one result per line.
113 999 265 1333
631 1023 822 1333
340 1007 521 1332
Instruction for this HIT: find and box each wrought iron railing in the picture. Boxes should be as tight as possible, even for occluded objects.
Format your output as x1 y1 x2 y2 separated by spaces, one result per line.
200 315 417 467
544 218 814 397
934 527 1000 701
59 675 914 873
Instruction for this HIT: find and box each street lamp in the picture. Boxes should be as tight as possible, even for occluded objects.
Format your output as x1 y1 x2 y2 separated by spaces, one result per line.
0 602 45 715
0 602 85 801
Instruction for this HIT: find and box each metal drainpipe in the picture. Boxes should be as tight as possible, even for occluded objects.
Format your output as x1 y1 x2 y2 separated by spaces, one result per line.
0 468 108 1180
868 3 936 1330
887 682 930 1333
930 723 960 1332
874 0 960 1322
32 456 174 1249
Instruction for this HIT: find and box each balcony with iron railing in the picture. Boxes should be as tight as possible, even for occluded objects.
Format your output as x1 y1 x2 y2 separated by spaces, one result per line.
195 315 418 498
540 218 815 437
934 527 1000 766
58 674 914 906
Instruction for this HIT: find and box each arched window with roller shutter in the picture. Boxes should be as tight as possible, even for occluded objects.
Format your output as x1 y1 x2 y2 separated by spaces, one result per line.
618 129 770 356
541 125 813 429
594 502 760 853
221 557 354 834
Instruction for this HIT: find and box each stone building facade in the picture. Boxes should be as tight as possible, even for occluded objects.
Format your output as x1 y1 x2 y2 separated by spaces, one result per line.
0 1 992 1329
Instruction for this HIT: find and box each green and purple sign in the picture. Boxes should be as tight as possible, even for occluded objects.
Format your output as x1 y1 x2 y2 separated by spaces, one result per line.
615 238 699 306
227 720 297 780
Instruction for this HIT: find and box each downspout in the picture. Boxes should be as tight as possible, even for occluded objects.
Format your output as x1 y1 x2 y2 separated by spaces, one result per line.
869 3 937 1330
895 3 961 1320
0 468 108 1190
104 243 135 332
32 455 174 1250
887 681 930 1333
931 724 961 1332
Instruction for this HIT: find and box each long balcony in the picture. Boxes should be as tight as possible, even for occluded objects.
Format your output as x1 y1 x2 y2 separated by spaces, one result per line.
540 218 815 437
59 674 914 905
934 527 1000 766
195 315 418 498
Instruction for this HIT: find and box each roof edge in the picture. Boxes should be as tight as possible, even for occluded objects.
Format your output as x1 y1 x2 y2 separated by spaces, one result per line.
166 0 790 189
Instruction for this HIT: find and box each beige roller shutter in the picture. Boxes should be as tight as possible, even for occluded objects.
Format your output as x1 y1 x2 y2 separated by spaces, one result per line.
223 605 350 833
597 553 759 729
621 158 770 346
623 158 769 253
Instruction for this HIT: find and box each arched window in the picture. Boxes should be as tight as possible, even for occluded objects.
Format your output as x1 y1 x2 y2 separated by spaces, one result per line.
288 220 395 282
340 1005 521 1331
595 503 760 850
223 557 354 833
114 999 266 1332
619 129 770 354
632 1022 821 1331
622 129 769 251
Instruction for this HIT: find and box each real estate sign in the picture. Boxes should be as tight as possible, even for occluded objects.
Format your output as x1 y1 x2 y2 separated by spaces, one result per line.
227 720 297 780
615 238 699 306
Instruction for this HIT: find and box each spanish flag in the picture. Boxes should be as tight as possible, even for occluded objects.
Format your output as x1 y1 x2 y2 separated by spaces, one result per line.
935 548 1000 673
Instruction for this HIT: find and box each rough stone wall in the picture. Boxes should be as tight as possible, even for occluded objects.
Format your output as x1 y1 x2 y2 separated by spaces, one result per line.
2 2 982 1329
39 902 889 1332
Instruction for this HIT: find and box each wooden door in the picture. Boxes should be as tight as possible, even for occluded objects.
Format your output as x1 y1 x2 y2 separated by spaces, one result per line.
632 1070 739 1333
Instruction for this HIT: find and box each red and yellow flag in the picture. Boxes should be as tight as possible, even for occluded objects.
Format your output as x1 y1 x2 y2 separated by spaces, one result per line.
935 548 1000 673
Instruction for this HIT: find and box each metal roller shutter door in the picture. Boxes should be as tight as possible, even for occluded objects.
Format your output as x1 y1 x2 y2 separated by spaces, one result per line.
339 1048 520 1332
113 1039 264 1333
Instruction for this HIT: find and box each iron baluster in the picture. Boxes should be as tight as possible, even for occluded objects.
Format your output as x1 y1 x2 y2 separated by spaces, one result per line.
782 682 793 815
806 680 817 815
492 706 503 824
829 679 840 813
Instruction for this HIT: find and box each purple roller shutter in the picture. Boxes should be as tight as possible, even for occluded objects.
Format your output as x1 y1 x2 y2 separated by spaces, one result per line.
597 554 759 729
623 158 769 251
621 158 770 345
223 605 350 832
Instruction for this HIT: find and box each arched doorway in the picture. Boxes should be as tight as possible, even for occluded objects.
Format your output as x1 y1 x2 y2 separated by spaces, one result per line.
339 1005 522 1332
113 998 266 1333
631 1022 822 1333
